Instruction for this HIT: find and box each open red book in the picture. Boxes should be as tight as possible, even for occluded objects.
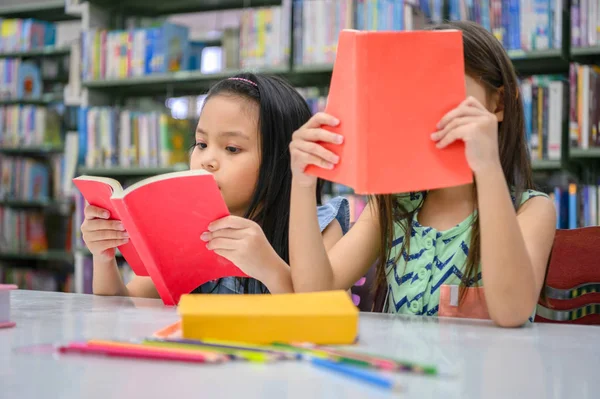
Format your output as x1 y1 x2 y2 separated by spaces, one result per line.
306 29 472 194
73 170 248 305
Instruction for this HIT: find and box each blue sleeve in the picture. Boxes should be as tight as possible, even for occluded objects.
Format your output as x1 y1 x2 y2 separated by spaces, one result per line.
317 196 351 235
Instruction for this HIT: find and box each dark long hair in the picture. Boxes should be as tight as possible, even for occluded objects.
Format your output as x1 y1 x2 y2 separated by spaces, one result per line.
200 73 322 292
373 21 535 305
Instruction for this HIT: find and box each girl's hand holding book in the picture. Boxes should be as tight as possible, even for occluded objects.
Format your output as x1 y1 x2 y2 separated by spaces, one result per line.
431 96 502 175
202 216 285 286
81 205 130 262
290 112 343 188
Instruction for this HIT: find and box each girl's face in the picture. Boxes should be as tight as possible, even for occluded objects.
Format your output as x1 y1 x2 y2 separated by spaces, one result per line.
190 94 261 217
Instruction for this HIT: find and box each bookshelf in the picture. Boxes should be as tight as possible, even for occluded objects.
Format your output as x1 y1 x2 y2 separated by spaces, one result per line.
0 1 79 21
0 46 71 59
86 0 282 15
0 4 80 291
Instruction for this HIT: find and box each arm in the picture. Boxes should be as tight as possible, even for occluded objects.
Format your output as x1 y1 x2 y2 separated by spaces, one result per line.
93 257 159 298
204 213 344 295
289 112 381 293
476 165 556 327
290 180 381 292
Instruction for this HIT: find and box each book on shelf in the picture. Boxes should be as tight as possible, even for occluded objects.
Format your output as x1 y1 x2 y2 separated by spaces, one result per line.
293 0 428 67
77 107 191 169
0 19 56 53
447 0 563 52
571 0 600 48
73 169 248 306
82 1 292 80
0 157 50 201
0 208 47 253
239 0 291 69
569 64 600 149
82 22 190 81
0 267 66 292
520 75 567 161
307 29 472 194
551 183 600 229
0 104 61 147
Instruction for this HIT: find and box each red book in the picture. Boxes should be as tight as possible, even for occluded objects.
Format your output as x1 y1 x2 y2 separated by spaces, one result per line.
306 29 473 194
73 170 248 305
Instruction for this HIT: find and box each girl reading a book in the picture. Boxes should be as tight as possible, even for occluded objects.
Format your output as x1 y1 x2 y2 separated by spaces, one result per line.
81 74 349 298
288 21 556 327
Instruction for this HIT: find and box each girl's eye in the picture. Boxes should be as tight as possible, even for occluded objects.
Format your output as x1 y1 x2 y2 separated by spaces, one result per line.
195 142 207 149
226 146 241 154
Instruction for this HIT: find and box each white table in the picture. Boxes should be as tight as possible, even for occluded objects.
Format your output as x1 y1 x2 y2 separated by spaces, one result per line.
1 291 599 398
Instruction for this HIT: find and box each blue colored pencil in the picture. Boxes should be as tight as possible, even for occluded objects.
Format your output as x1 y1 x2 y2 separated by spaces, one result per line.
310 357 403 392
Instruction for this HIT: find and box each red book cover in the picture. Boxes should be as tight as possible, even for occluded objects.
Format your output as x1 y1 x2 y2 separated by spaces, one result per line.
73 170 248 305
306 29 472 194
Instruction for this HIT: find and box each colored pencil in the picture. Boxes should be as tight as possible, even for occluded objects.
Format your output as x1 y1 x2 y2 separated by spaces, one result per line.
290 343 437 375
141 339 278 363
85 340 227 362
58 342 223 364
146 338 301 360
310 357 403 392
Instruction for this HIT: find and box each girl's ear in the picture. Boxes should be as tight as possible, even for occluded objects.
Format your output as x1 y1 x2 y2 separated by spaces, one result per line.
492 86 505 122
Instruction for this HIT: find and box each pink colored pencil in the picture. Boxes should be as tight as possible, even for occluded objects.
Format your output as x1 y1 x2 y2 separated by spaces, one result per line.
58 342 223 364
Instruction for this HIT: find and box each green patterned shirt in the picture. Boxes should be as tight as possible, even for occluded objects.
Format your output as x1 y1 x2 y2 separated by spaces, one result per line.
384 189 548 317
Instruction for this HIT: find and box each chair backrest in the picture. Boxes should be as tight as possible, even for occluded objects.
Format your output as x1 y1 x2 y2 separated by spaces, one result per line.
535 227 600 325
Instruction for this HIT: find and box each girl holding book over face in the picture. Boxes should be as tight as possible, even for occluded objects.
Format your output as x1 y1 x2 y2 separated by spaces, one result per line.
289 21 556 328
81 74 349 298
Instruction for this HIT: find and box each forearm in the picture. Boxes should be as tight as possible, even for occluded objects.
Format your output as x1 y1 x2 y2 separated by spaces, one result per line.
289 179 335 292
92 256 129 297
476 165 538 326
259 257 295 294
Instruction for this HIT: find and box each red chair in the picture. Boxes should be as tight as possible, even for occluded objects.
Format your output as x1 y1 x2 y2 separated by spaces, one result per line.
535 227 600 325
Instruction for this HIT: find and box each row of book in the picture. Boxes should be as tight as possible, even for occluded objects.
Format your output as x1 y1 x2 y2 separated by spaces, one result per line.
569 64 600 149
0 208 47 253
571 0 600 48
520 75 567 161
0 59 46 100
0 157 50 201
82 2 293 81
78 107 191 169
239 1 292 69
0 18 56 53
447 0 563 52
292 0 426 66
0 105 61 147
551 183 600 229
0 267 65 292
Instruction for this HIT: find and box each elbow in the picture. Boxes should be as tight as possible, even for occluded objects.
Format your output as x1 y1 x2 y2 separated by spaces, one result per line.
488 298 537 328
491 312 529 328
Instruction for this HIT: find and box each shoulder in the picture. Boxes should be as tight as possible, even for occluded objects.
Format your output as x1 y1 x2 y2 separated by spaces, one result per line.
317 196 351 234
513 188 551 207
395 191 425 213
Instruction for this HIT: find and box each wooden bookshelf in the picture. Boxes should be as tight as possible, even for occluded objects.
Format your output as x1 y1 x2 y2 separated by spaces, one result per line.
87 0 282 16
